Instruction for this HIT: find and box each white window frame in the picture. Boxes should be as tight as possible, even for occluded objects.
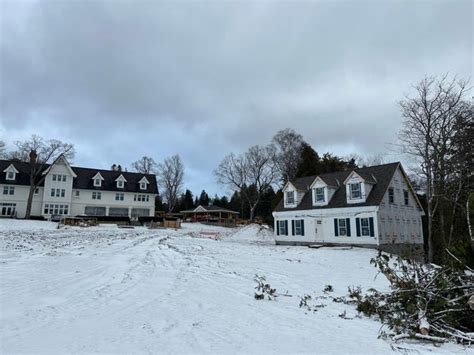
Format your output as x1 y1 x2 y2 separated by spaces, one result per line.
360 218 370 236
349 183 361 199
6 171 15 180
94 179 101 187
75 190 80 197
286 191 295 204
314 187 325 202
115 192 124 201
52 174 57 181
140 182 147 190
294 220 303 235
3 186 14 195
403 190 409 205
92 191 102 200
278 220 286 235
63 175 67 182
338 218 347 236
117 180 124 188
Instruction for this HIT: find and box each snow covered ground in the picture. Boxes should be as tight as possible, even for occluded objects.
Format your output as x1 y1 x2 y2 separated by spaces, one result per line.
0 219 468 354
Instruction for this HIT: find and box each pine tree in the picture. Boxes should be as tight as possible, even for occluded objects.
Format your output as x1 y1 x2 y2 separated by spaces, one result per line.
198 190 210 206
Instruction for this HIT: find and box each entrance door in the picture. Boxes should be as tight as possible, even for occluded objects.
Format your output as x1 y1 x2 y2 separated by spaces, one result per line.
314 219 323 241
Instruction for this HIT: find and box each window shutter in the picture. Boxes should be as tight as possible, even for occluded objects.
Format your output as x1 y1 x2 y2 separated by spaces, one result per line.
284 220 288 236
334 219 339 236
301 220 305 236
346 218 351 236
276 221 280 236
291 220 295 236
356 218 361 237
369 217 374 237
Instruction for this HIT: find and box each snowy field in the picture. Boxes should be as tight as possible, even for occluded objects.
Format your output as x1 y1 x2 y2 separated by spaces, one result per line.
0 220 468 354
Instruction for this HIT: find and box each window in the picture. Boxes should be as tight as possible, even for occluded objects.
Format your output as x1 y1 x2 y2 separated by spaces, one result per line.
338 218 347 236
314 187 325 203
3 186 14 195
94 179 101 187
131 208 150 218
6 171 15 180
403 190 409 205
58 175 62 182
44 204 69 215
349 183 361 199
75 190 80 197
52 174 57 181
277 220 288 235
55 189 60 197
360 218 370 236
92 191 102 200
61 189 65 197
117 180 124 188
115 192 124 201
293 219 304 236
388 187 394 203
85 206 106 216
51 188 55 197
63 175 67 182
34 187 39 195
146 195 149 202
286 191 295 204
140 182 147 190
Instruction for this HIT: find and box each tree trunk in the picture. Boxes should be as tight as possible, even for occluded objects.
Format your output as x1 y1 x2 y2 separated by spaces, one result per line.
249 204 257 222
25 184 35 219
427 172 434 263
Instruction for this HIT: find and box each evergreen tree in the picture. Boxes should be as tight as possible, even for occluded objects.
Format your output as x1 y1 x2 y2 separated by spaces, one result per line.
295 142 320 177
183 189 195 210
198 190 210 206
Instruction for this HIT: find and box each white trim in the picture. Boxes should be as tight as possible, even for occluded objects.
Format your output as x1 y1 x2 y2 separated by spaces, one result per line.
41 155 77 178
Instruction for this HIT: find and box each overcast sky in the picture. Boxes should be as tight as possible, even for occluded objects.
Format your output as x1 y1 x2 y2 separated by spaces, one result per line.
0 0 472 196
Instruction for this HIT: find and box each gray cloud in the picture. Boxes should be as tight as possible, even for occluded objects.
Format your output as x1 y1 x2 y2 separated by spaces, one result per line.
1 0 472 195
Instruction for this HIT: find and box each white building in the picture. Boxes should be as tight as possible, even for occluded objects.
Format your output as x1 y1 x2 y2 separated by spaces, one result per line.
0 156 157 219
272 162 424 251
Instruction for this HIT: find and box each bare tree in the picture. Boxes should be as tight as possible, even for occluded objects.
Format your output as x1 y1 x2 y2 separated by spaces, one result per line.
271 128 304 184
215 145 276 221
398 75 470 262
346 153 386 167
0 140 6 158
132 156 157 174
11 135 75 219
157 155 184 213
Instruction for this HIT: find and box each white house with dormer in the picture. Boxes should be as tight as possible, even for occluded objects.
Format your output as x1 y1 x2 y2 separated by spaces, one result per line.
0 156 157 219
272 162 424 251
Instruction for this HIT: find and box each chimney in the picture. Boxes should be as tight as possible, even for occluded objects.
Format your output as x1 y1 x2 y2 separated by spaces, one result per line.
29 150 37 165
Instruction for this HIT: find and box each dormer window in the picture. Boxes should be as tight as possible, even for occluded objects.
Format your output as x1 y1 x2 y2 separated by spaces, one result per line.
3 164 19 181
349 183 361 200
115 174 127 189
286 191 295 204
314 187 325 202
138 176 150 191
92 172 104 187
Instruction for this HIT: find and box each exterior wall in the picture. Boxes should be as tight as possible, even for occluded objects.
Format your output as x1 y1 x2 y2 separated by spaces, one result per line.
377 167 424 245
0 184 43 218
69 190 155 217
273 206 379 246
41 161 74 217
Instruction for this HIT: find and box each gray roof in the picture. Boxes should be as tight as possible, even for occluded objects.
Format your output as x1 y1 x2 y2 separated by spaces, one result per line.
181 205 239 214
0 159 158 194
274 162 400 212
